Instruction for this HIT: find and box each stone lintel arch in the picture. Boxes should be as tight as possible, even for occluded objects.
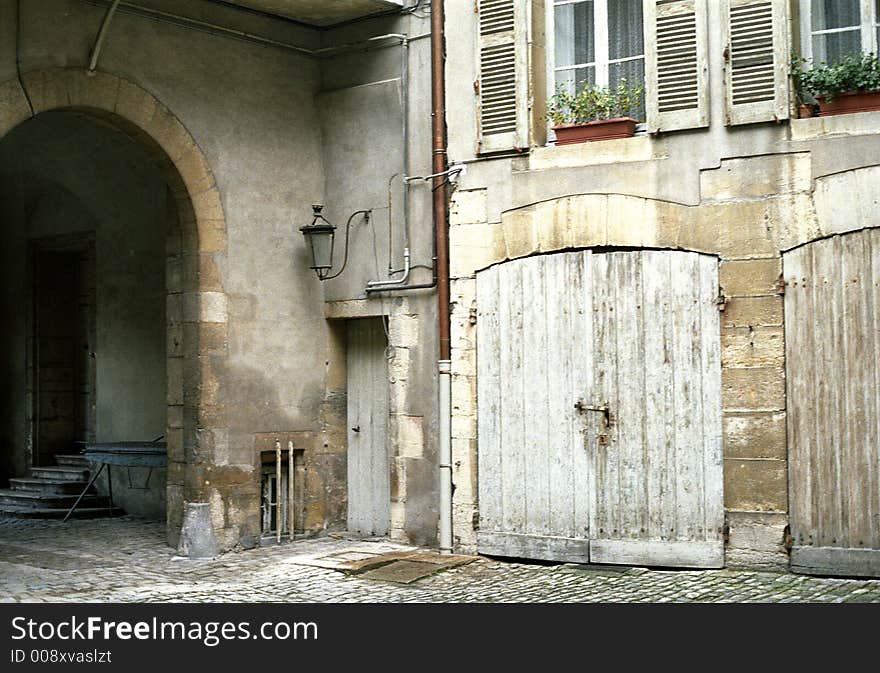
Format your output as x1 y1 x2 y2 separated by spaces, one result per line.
0 68 234 548
475 193 710 276
452 189 830 279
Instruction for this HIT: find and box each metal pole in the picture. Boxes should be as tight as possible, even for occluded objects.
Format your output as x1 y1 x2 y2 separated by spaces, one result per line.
62 463 105 523
106 464 113 516
438 360 452 553
88 0 122 73
287 440 295 540
275 439 281 544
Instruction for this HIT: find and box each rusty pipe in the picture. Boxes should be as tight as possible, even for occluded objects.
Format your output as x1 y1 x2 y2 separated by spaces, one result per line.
432 0 450 363
431 0 452 555
88 0 121 73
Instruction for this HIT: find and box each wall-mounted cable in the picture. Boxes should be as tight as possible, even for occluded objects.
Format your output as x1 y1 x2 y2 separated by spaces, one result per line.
16 0 35 118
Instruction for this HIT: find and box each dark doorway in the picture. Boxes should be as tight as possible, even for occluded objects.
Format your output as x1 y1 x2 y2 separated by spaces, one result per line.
31 237 96 468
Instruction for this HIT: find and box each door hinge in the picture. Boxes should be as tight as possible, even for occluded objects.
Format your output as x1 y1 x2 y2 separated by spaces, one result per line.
782 524 794 553
716 288 728 312
469 306 478 325
775 275 786 295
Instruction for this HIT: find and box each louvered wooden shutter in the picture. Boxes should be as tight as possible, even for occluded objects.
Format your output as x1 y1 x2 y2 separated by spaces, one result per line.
644 0 709 134
477 0 529 153
722 0 789 125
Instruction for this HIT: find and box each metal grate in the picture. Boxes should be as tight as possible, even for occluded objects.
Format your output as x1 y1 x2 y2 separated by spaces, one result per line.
260 441 304 543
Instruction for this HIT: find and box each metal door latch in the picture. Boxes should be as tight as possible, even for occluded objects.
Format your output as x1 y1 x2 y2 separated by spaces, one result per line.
574 399 612 427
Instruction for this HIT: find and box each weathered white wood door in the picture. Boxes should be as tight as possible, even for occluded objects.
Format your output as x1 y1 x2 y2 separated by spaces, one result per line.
346 318 390 536
785 230 880 577
476 250 724 567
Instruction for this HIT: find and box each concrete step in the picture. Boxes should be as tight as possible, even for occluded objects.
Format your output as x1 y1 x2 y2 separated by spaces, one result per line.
55 454 89 468
30 466 90 481
0 504 124 519
8 478 92 496
0 489 108 510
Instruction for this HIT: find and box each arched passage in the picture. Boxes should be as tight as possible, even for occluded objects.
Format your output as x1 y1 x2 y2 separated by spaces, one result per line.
0 69 230 546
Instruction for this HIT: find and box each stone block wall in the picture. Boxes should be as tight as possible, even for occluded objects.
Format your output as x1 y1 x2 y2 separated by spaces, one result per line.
446 124 880 569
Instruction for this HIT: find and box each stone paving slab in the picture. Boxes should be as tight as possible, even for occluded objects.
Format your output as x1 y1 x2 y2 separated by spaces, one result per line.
1 516 879 603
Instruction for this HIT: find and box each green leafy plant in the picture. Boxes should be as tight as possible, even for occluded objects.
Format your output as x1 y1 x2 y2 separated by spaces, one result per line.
546 79 644 125
792 52 880 101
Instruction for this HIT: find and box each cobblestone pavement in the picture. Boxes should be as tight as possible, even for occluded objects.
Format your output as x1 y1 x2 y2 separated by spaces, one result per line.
2 516 879 603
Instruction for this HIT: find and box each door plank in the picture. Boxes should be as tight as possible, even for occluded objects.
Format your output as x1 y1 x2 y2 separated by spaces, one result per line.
499 260 526 534
522 255 550 535
590 539 724 568
697 254 724 539
546 253 575 537
346 319 390 536
477 266 503 533
572 251 592 538
477 532 590 564
786 229 880 576
791 546 880 578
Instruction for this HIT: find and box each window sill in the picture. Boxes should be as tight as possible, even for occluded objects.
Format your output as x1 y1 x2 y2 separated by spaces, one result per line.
524 132 665 171
790 109 880 141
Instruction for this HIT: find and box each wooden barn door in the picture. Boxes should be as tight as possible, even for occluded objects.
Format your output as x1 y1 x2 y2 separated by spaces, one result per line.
785 230 880 578
476 250 724 567
346 318 390 536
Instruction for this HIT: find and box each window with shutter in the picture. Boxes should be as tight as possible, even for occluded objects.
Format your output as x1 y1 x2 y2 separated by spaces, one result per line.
644 0 710 134
798 1 879 64
551 0 646 121
722 0 790 126
477 0 530 154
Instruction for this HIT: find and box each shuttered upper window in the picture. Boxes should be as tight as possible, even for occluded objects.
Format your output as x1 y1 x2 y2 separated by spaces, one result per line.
644 0 710 133
477 0 529 154
799 0 880 64
722 0 789 125
551 0 646 120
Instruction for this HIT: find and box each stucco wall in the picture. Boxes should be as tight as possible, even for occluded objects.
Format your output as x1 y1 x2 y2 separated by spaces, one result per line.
0 0 440 549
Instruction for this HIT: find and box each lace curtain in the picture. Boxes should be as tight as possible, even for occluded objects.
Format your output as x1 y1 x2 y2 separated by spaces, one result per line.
553 0 645 119
811 0 861 64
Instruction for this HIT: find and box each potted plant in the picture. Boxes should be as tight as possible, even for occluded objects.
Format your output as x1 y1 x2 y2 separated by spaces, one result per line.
790 55 818 118
792 52 880 117
547 79 644 145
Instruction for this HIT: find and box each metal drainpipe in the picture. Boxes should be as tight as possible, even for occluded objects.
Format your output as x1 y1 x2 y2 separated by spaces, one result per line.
88 0 121 73
431 0 452 554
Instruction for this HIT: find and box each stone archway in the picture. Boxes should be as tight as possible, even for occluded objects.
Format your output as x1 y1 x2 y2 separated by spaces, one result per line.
0 69 230 548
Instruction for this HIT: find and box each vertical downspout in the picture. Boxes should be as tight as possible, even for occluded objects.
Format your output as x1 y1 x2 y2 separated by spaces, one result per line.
432 0 453 554
88 0 122 73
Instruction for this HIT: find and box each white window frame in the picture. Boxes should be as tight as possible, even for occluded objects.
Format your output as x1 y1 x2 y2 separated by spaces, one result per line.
799 0 879 63
547 0 646 93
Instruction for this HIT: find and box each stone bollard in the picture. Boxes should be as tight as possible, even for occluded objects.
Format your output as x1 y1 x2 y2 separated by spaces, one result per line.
177 502 218 560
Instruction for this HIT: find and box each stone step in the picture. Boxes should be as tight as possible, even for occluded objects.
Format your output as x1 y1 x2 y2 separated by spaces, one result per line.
0 489 108 510
0 504 124 519
55 454 89 467
8 478 92 496
30 466 90 481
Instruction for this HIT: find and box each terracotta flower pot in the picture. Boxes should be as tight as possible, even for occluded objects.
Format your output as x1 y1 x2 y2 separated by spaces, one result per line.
552 117 637 145
797 103 816 119
815 90 880 117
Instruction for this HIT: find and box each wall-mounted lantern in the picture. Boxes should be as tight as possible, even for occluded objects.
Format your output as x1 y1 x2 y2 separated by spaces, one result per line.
299 205 370 281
